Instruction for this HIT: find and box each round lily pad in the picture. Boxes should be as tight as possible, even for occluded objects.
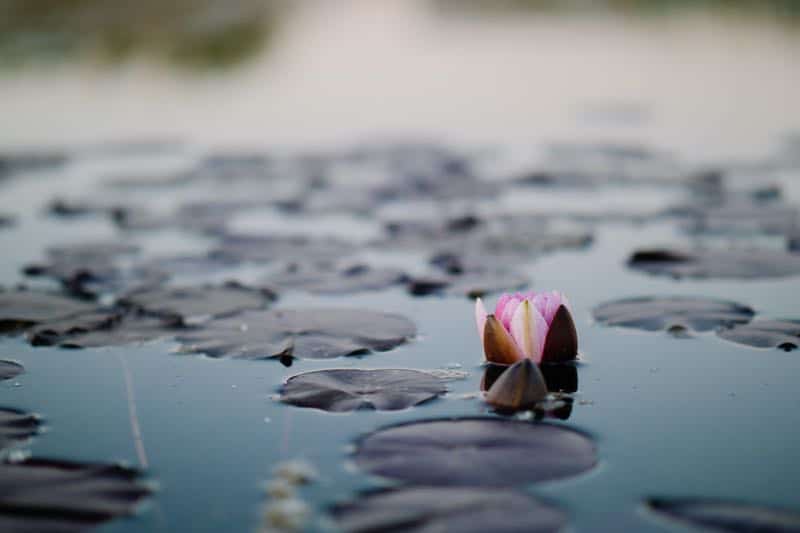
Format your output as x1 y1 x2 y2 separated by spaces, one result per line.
628 248 800 279
354 418 596 486
717 320 800 351
177 309 416 361
119 283 275 322
0 291 96 333
279 369 447 412
647 497 800 532
0 360 24 381
0 457 151 532
593 296 755 333
332 486 567 533
26 310 121 347
0 408 40 451
265 264 407 295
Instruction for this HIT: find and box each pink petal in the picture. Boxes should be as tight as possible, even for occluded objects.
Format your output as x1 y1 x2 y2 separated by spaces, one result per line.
475 297 488 343
509 300 549 362
499 297 522 331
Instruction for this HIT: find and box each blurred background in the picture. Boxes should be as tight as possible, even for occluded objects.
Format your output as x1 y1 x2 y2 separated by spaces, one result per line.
0 0 798 160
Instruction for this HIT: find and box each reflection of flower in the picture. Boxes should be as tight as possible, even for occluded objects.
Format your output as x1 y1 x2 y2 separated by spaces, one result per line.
475 291 578 364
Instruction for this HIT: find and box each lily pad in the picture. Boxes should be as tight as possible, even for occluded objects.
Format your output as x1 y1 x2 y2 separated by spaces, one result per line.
0 360 24 381
332 486 567 533
593 297 755 333
211 234 355 264
0 408 40 451
0 457 151 533
0 291 95 333
0 214 15 229
628 248 800 279
647 497 800 532
177 309 416 361
717 320 800 351
119 283 275 322
407 269 529 298
278 369 446 412
51 314 186 349
26 310 122 347
354 418 596 486
264 264 407 295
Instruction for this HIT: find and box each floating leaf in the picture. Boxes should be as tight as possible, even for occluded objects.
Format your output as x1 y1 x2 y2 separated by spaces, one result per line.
628 248 800 279
279 369 446 412
717 320 800 351
647 497 800 532
0 360 24 381
120 283 275 322
354 418 596 486
212 234 355 264
593 296 755 333
0 408 40 451
265 264 407 295
27 310 121 347
332 486 567 533
49 314 186 349
0 291 95 334
178 309 416 361
0 457 151 533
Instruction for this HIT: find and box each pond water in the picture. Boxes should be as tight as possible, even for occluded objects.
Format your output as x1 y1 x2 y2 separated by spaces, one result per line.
1 1 800 532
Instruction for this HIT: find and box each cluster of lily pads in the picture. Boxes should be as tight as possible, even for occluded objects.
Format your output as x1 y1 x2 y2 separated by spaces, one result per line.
1 137 800 532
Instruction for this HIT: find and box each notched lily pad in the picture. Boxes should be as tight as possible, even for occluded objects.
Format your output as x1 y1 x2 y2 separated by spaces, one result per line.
647 497 800 532
628 248 800 279
717 320 800 351
593 296 755 333
0 290 96 333
0 360 24 381
265 264 408 295
119 283 275 322
178 309 416 361
332 486 567 533
354 418 596 486
0 457 152 533
0 408 40 451
279 369 446 412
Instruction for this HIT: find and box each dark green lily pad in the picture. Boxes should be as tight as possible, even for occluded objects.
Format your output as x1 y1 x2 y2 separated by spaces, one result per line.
628 248 800 279
279 369 446 412
647 498 800 532
264 264 407 295
119 283 275 322
0 360 24 381
593 297 755 333
354 418 596 486
0 408 40 451
177 309 415 361
0 291 96 333
717 320 800 351
332 486 567 533
0 457 151 533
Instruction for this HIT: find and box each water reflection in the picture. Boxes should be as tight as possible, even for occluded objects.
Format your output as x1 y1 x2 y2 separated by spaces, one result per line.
481 362 578 419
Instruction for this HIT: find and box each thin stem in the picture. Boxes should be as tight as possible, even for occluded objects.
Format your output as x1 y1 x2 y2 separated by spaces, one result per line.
117 353 148 469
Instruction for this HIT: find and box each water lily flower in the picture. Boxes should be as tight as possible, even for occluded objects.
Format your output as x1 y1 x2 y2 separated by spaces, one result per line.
475 291 578 364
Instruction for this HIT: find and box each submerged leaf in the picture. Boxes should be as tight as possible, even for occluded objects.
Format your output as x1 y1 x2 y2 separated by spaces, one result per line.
279 369 446 412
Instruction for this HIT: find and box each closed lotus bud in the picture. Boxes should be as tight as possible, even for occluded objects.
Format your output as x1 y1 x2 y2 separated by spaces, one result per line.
485 359 548 411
